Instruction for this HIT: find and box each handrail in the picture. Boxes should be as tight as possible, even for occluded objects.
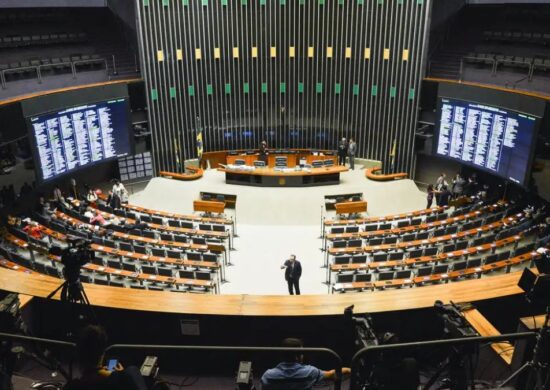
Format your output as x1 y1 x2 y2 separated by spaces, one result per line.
349 332 536 390
460 56 497 81
0 78 141 106
106 344 344 390
460 56 534 83
0 331 344 389
73 58 109 78
111 54 117 76
1 65 41 88
37 61 73 83
2 57 110 89
0 331 77 349
424 77 550 101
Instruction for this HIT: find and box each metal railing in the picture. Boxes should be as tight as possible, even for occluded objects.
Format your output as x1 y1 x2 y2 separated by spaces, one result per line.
0 329 543 389
349 332 537 390
0 332 344 389
1 65 41 88
106 344 344 389
1 58 110 89
459 56 548 83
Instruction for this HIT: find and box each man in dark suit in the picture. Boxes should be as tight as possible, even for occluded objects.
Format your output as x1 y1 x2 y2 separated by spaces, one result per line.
281 254 302 295
337 137 348 166
259 140 268 164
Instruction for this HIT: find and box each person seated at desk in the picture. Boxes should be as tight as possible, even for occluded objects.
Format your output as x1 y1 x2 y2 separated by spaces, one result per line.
261 338 351 390
86 188 98 204
22 220 43 240
90 210 107 226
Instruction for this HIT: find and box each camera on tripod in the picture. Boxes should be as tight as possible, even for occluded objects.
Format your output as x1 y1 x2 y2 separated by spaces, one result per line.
50 237 94 285
48 236 95 306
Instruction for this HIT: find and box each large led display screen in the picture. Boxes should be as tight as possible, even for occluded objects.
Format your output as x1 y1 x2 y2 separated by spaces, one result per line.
435 97 538 186
28 98 131 182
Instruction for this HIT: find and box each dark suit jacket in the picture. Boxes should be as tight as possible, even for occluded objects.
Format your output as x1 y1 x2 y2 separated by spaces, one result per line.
284 260 302 281
338 141 348 157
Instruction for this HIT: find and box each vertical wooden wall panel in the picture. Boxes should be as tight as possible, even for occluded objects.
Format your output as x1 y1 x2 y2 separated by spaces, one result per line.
136 0 430 174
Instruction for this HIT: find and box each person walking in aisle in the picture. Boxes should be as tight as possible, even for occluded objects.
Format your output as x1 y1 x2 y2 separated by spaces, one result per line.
281 254 302 295
347 138 357 170
426 184 435 209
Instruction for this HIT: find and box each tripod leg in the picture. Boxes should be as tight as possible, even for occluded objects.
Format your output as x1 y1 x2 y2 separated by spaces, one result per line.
498 362 531 388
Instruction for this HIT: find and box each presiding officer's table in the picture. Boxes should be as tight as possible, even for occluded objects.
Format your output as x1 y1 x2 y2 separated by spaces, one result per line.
218 165 349 187
201 149 337 168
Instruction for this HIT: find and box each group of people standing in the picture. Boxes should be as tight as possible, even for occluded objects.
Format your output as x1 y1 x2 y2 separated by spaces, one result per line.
426 172 481 208
337 137 357 169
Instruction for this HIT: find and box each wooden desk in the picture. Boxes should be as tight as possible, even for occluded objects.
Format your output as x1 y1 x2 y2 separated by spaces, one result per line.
329 235 523 276
96 194 232 225
0 259 34 274
519 314 547 330
463 308 514 365
0 266 535 316
200 192 237 209
160 166 203 181
227 154 260 166
324 206 449 226
2 233 219 291
5 231 221 273
325 203 503 242
334 201 368 216
219 165 348 187
305 155 337 165
365 167 408 181
80 202 230 241
55 211 211 252
327 214 521 257
223 150 336 168
193 200 225 214
332 252 539 293
324 193 363 211
201 149 337 169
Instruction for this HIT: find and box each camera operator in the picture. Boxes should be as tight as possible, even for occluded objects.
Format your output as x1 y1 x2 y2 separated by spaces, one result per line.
64 325 148 390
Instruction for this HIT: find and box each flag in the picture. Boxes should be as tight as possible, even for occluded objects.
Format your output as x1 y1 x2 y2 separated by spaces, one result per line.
390 139 397 173
174 137 182 172
196 117 203 158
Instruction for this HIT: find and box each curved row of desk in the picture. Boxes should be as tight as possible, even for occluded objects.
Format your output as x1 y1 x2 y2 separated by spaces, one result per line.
0 266 529 316
201 149 338 169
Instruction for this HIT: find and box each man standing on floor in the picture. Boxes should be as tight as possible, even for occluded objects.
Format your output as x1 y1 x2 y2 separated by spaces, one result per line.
337 137 348 166
347 138 357 170
259 140 269 164
281 254 302 295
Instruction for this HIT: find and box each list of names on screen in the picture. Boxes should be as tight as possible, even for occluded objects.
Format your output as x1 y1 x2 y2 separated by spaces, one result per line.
30 99 131 181
436 98 537 186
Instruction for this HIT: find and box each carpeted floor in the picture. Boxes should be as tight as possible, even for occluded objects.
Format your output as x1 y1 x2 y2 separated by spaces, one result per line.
129 164 426 295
